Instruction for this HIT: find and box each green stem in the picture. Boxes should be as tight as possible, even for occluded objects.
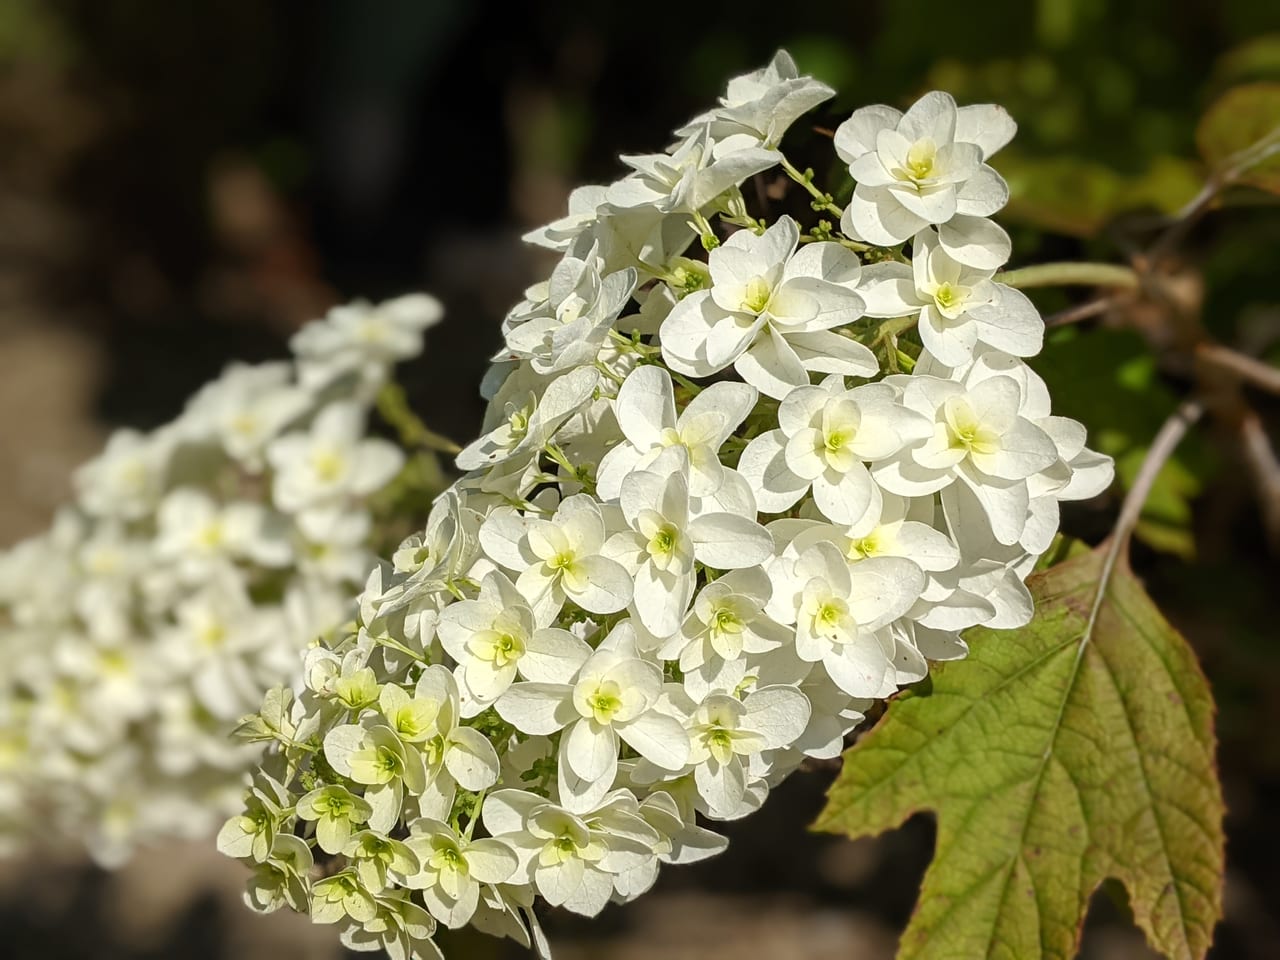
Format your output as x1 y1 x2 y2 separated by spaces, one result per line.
876 316 919 342
777 153 846 219
464 789 486 842
995 262 1139 290
376 382 463 455
373 635 428 664
689 210 720 250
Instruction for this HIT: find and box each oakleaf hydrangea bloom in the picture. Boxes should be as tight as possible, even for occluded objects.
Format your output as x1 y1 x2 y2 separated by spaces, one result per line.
0 295 446 866
835 91 1016 268
219 51 1112 960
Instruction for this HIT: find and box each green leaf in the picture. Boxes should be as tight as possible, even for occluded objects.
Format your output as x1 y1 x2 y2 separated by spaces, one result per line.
814 544 1225 959
997 152 1200 237
1196 83 1280 195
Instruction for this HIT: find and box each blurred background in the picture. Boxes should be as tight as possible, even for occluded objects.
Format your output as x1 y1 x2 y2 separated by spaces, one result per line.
2 0 1280 957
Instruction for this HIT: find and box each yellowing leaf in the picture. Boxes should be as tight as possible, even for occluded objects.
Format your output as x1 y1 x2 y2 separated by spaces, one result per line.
998 153 1200 237
1196 83 1280 195
815 544 1225 960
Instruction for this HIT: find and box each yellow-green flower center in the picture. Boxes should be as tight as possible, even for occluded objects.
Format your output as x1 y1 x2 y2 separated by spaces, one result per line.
847 530 883 560
905 138 937 181
712 608 741 634
648 523 679 560
825 429 851 453
311 449 346 483
705 727 735 764
741 275 772 313
587 688 622 724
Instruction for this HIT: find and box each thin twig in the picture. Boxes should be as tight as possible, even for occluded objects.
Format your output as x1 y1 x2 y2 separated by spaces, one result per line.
1079 399 1203 670
1240 411 1280 552
1044 297 1114 329
1113 400 1206 552
1146 179 1221 265
1196 343 1280 395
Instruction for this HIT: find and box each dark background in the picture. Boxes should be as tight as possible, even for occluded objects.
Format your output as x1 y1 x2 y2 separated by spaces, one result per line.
2 1 1279 957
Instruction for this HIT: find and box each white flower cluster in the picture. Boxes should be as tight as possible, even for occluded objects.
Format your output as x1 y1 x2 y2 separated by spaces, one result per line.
0 294 444 866
220 52 1113 960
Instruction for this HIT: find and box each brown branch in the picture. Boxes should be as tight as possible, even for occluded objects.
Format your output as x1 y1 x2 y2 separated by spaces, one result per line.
1044 297 1114 329
1113 400 1206 555
1090 399 1204 625
1146 179 1221 265
1240 412 1280 553
1196 343 1280 395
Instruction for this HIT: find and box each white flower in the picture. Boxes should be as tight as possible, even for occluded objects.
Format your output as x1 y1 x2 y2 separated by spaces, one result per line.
835 91 1015 267
495 623 689 810
610 790 727 900
739 376 931 523
672 685 811 819
483 788 661 917
437 571 592 715
336 889 442 960
502 250 637 375
597 364 757 499
155 489 291 576
602 451 773 638
162 579 280 720
656 567 789 699
767 542 924 698
661 217 877 398
872 373 1061 545
184 361 309 468
323 721 425 833
456 366 599 472
74 428 171 521
776 490 960 574
268 402 404 518
859 229 1042 365
292 293 443 391
609 125 778 219
675 50 835 149
292 507 373 584
403 819 519 928
478 494 633 622
522 184 610 252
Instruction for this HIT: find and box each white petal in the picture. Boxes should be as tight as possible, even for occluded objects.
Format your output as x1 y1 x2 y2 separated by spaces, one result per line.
738 430 810 514
689 512 774 569
954 164 1010 218
936 215 1011 270
969 286 1043 357
563 718 619 782
616 365 676 450
823 644 893 699
521 629 593 683
618 711 690 770
834 104 902 163
743 685 811 749
734 324 808 400
566 555 634 614
495 683 576 735
858 262 921 317
634 563 693 639
446 726 501 792
846 556 927 627
694 757 747 819
954 103 1017 158
842 185 928 246
535 857 584 907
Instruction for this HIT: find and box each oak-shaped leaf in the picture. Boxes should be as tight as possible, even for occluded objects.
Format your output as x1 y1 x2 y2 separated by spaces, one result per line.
1196 82 1280 195
815 543 1225 959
